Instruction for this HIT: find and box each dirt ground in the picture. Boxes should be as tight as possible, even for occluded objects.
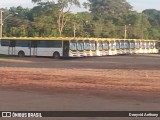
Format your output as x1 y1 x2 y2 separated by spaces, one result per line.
0 54 160 120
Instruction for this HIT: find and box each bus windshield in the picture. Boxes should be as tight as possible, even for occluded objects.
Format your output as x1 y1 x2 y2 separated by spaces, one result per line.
116 41 120 50
90 40 96 51
146 42 150 49
110 41 115 50
135 42 140 49
120 41 124 49
70 40 77 51
84 40 90 50
141 41 145 49
124 41 129 49
130 41 135 49
103 41 109 50
77 40 84 51
150 42 154 49
97 41 103 50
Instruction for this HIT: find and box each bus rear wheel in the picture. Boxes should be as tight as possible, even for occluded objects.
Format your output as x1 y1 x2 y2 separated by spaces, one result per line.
18 51 25 57
53 52 60 59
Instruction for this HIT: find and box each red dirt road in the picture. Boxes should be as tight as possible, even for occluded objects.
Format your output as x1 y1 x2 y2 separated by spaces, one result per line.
0 67 160 102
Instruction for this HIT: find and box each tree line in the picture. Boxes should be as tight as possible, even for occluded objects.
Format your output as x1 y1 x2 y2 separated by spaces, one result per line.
1 0 160 40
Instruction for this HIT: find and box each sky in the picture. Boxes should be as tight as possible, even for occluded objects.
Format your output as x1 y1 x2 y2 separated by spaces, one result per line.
0 0 160 12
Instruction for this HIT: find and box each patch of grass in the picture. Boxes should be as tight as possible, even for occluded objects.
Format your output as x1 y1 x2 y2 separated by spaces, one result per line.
0 54 17 59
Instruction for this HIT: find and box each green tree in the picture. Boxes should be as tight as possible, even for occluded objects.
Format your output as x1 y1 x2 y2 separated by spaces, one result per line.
85 0 132 16
143 9 160 39
31 0 80 36
31 2 58 37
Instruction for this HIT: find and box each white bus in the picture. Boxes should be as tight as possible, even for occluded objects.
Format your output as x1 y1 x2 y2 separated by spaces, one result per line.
0 37 72 58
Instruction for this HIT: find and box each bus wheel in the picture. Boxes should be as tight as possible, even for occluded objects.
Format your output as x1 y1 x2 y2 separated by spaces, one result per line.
18 51 25 57
53 52 60 59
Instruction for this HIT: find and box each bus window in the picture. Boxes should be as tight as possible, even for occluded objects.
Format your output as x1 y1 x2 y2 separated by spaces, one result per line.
97 41 103 50
77 40 84 51
37 41 47 48
146 42 150 49
155 42 159 49
141 41 145 49
116 41 120 50
90 40 96 51
110 41 115 50
37 40 62 48
31 41 38 48
70 40 77 51
150 42 154 49
9 40 16 47
120 41 124 49
124 41 129 49
52 40 62 48
84 40 90 51
15 40 30 47
130 41 135 49
135 42 140 49
1 40 9 46
103 41 109 50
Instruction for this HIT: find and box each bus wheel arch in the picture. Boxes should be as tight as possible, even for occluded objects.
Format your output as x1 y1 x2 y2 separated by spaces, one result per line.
53 51 60 59
18 51 25 57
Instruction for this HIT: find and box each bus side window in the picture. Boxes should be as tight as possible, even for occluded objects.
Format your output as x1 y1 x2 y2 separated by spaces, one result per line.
53 41 62 48
9 40 16 47
15 40 30 47
31 41 38 48
1 40 9 46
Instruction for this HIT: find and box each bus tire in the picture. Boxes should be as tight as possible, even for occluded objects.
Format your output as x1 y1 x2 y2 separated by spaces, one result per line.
53 52 60 59
18 51 25 57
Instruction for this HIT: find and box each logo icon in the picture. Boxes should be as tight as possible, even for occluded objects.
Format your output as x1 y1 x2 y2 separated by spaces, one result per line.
2 112 11 117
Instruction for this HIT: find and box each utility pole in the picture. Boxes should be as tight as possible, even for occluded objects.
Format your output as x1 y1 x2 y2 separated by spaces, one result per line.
124 25 127 39
141 14 144 39
124 24 131 39
0 10 3 39
73 22 76 37
0 11 18 39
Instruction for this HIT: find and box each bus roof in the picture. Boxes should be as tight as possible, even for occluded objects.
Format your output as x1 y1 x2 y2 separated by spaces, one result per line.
1 37 159 42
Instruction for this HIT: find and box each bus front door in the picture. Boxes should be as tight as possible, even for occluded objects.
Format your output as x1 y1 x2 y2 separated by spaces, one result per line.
63 41 69 57
30 41 37 56
8 40 15 55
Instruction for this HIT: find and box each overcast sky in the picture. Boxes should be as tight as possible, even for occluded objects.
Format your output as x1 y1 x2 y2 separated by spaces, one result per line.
0 0 160 12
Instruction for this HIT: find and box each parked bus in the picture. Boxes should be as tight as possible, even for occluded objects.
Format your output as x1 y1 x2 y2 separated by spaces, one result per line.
0 37 71 58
